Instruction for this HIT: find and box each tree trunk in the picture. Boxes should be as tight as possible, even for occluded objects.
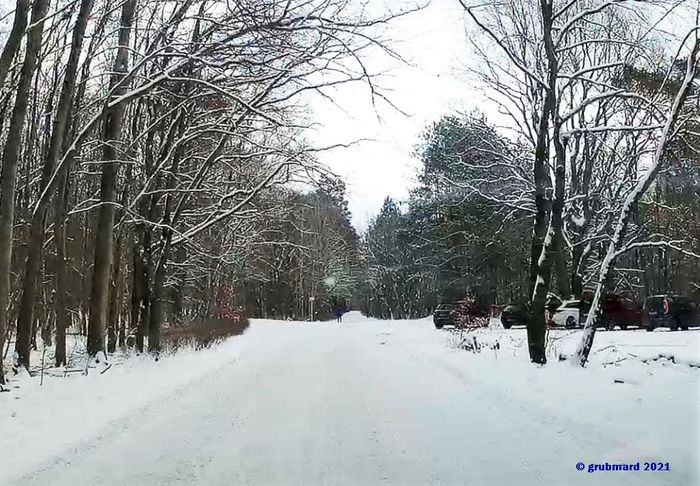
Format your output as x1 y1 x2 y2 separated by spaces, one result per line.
107 231 123 353
54 167 70 367
526 0 559 365
17 0 95 368
526 98 552 364
1 0 51 371
117 265 126 348
0 0 30 90
148 251 168 355
110 173 129 351
551 128 570 300
171 245 186 322
130 246 143 350
87 0 137 357
149 123 184 354
571 243 585 298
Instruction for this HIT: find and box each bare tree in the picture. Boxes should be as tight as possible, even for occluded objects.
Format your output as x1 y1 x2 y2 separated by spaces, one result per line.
576 30 699 365
16 0 95 368
0 0 51 371
0 0 30 90
460 0 686 363
87 0 137 358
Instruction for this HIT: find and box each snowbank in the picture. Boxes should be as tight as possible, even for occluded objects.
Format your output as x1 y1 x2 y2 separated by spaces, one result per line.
0 333 252 483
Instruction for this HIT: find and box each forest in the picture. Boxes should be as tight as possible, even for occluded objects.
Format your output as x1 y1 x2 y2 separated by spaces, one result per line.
360 112 700 320
0 0 698 387
0 0 406 384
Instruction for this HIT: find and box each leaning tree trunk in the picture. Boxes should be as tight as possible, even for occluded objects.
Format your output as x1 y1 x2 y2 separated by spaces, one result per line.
576 39 699 366
87 0 137 357
16 0 95 368
0 0 51 371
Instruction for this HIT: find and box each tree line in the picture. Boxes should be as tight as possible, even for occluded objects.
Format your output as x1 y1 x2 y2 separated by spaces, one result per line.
360 112 699 318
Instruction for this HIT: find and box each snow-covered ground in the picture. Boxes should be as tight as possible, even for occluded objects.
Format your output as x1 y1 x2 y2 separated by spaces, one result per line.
1 312 698 485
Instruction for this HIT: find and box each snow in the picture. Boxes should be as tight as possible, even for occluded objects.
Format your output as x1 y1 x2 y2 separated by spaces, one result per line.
1 312 698 485
572 213 586 227
0 338 253 482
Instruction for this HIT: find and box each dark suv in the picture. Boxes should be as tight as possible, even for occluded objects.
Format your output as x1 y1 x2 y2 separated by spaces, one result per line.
644 295 699 331
500 303 529 329
433 300 489 329
433 303 456 329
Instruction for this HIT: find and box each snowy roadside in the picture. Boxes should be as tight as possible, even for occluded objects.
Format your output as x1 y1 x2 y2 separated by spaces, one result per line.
0 329 254 483
387 316 700 483
445 319 700 367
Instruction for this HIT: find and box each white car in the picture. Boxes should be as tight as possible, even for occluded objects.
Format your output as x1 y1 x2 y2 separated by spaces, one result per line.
551 300 581 328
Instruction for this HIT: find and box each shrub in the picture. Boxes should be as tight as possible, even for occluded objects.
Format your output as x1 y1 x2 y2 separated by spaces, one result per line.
162 313 249 351
450 297 490 329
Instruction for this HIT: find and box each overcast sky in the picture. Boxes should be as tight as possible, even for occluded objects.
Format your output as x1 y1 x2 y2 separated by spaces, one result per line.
308 0 477 232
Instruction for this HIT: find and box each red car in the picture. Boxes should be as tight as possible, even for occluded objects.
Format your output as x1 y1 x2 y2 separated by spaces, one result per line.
580 291 643 330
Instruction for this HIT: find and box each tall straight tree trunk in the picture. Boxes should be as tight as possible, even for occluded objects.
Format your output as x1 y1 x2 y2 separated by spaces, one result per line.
148 250 168 355
87 0 137 357
0 0 51 371
116 266 126 348
109 172 129 352
526 92 552 364
130 246 147 352
0 0 30 91
107 231 123 353
551 128 570 300
171 245 186 322
54 167 70 366
17 0 95 367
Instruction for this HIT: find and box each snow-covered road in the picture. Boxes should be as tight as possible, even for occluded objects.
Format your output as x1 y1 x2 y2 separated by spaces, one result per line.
3 313 699 485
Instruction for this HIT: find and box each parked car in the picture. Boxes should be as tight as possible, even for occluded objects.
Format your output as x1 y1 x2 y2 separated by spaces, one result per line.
433 303 456 329
551 300 581 328
578 291 644 330
500 303 528 329
433 298 490 329
602 293 643 329
644 295 699 331
500 294 563 329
